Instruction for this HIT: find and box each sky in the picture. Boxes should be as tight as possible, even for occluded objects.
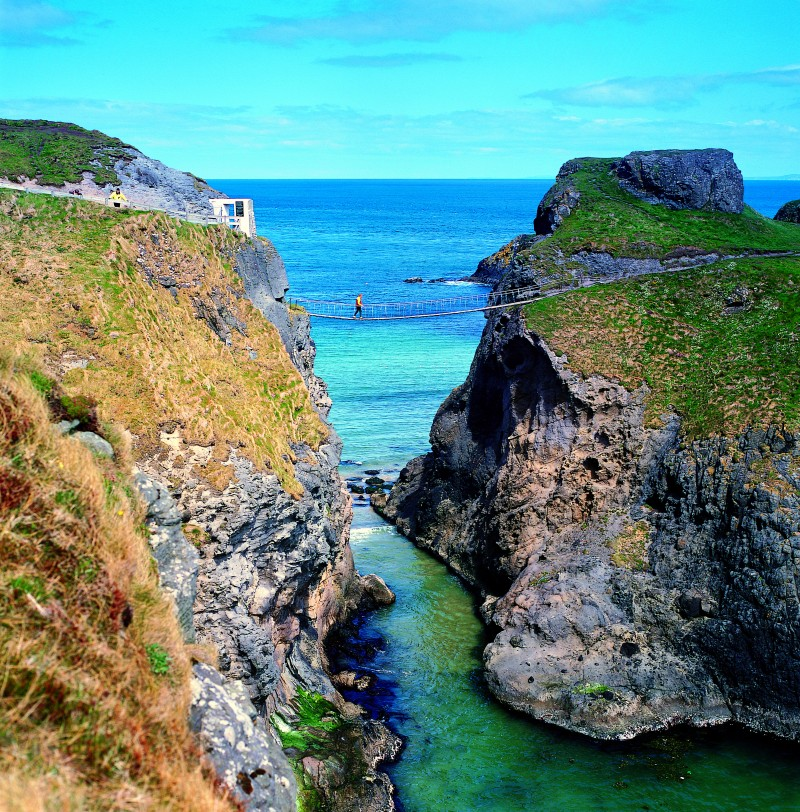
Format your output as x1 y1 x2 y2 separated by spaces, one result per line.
1 0 799 179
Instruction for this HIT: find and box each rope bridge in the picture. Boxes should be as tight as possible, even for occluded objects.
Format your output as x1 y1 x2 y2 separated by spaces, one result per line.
289 284 547 320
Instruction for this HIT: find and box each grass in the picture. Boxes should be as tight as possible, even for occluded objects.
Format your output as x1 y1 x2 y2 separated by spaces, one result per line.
0 356 235 811
574 682 611 696
0 189 327 495
538 157 800 259
610 521 651 571
0 119 133 187
524 256 800 437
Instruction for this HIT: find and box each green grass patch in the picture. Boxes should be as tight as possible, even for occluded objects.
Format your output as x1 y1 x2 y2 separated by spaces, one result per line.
574 682 611 696
0 119 131 187
8 575 48 602
145 643 172 676
524 256 800 437
537 157 800 258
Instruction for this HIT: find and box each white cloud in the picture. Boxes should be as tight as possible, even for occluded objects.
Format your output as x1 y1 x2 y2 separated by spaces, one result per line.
526 66 800 109
0 1 77 47
227 0 646 45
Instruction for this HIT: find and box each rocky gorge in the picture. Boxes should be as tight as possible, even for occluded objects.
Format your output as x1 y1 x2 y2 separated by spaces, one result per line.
378 149 800 743
0 120 401 812
125 208 402 810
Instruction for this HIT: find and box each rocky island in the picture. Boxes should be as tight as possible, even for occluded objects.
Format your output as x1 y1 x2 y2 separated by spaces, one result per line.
0 120 398 811
379 149 800 741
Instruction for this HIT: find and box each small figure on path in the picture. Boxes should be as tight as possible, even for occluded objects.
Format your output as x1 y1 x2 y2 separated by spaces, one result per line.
353 293 363 319
109 187 127 208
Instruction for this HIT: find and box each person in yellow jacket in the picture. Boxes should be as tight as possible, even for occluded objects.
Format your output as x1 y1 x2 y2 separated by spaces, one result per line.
109 187 127 208
353 293 363 319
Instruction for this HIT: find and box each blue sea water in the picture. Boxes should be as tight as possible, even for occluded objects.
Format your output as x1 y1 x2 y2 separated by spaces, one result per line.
210 178 800 811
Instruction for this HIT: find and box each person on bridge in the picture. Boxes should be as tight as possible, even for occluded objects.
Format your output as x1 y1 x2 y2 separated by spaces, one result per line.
353 293 363 319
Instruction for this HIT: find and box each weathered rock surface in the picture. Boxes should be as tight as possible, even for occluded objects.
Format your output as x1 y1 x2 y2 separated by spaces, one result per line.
111 150 225 214
383 309 800 741
463 234 544 285
613 149 744 213
134 471 199 643
131 218 396 809
775 200 800 224
533 159 584 235
190 663 297 811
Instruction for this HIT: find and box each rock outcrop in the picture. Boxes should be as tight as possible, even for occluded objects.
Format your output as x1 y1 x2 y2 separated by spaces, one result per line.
612 149 744 214
468 149 746 285
0 119 225 213
775 200 800 224
380 307 800 741
533 159 583 235
132 225 398 810
190 663 297 811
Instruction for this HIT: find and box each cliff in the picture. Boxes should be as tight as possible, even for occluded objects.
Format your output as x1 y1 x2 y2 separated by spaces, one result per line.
0 165 396 806
466 149 795 287
382 150 800 742
0 119 225 213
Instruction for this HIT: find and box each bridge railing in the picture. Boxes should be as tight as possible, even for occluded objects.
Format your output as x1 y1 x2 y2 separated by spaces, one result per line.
289 272 615 320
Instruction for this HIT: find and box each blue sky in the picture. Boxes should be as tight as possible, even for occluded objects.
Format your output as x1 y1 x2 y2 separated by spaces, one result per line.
1 0 798 178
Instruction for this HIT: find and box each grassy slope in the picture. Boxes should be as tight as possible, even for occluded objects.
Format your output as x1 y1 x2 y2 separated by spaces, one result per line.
0 119 133 187
509 159 800 282
518 159 800 437
0 359 234 811
0 189 326 495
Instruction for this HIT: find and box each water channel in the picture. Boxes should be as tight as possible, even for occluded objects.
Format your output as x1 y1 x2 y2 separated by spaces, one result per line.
215 178 800 812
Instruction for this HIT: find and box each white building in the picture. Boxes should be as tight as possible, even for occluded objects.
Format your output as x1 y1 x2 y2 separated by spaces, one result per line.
209 198 256 238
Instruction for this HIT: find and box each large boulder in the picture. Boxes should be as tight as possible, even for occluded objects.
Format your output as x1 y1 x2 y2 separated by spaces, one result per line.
774 200 800 223
613 148 744 213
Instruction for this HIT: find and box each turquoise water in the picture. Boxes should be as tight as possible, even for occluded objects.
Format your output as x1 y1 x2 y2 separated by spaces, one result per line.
212 179 800 811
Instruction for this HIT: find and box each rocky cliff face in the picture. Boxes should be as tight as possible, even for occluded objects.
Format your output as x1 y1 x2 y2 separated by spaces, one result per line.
381 305 800 742
132 227 398 808
612 149 744 214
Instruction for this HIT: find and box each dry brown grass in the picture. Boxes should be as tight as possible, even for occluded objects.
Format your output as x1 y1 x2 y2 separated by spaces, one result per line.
0 355 236 811
0 191 326 496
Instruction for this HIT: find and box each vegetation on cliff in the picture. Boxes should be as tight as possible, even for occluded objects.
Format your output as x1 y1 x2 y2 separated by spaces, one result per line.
524 255 800 437
0 119 134 187
513 157 800 437
485 158 800 288
0 189 326 495
0 357 234 810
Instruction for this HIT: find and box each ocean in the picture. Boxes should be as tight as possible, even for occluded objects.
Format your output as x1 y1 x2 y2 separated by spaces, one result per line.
211 178 800 812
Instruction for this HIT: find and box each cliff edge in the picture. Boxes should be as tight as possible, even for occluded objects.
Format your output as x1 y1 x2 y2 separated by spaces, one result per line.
382 150 800 741
0 126 397 811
